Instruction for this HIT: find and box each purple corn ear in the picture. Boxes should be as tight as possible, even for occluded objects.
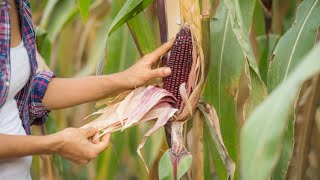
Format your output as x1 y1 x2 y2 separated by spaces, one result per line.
163 26 193 109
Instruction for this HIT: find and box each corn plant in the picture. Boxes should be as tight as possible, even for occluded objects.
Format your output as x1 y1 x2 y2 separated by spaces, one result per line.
32 0 320 179
82 1 226 179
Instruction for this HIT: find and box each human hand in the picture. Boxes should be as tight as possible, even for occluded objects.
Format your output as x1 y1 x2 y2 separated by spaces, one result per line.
121 39 174 88
51 127 111 164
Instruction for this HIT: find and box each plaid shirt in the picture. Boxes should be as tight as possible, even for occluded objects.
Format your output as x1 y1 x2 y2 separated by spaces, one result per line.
0 0 54 134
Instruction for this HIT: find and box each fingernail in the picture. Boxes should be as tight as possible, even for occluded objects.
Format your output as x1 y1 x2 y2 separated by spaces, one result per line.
164 67 171 75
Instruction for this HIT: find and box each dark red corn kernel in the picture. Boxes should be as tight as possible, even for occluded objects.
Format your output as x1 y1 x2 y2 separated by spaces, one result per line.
163 26 193 109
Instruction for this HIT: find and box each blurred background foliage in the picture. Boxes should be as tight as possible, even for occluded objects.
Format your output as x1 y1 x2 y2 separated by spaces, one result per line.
27 0 320 179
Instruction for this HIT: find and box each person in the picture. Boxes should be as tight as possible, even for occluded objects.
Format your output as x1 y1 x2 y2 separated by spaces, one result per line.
0 0 173 179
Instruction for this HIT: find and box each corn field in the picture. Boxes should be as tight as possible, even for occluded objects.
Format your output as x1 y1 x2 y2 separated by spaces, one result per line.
29 0 320 179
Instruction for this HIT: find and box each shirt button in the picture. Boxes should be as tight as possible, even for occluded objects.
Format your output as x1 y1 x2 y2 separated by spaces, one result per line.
5 81 9 86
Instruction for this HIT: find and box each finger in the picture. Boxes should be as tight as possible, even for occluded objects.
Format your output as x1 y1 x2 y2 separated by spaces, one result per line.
150 67 172 78
83 127 98 138
149 38 175 63
92 132 100 144
94 133 111 153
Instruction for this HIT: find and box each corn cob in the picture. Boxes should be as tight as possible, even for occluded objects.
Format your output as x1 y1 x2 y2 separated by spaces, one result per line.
163 26 193 109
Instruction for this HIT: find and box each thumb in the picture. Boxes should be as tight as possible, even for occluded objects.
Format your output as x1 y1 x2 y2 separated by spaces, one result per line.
150 67 171 79
83 127 98 138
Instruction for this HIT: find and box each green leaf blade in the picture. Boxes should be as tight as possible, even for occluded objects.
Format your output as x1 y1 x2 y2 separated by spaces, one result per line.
256 34 279 84
266 1 320 178
78 0 91 22
45 0 77 42
268 0 320 91
96 0 154 75
158 150 174 180
126 11 157 55
200 104 236 180
205 3 243 179
177 154 192 179
108 0 154 36
241 42 320 180
223 0 268 118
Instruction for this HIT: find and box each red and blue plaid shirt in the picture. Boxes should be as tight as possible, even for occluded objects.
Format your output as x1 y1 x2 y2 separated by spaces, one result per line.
0 0 54 134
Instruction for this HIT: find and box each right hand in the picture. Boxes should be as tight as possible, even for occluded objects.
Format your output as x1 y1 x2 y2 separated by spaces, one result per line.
51 127 111 164
120 39 174 88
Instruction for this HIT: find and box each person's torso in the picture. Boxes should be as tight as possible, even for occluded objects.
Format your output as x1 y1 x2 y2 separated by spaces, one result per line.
0 40 32 180
0 0 39 134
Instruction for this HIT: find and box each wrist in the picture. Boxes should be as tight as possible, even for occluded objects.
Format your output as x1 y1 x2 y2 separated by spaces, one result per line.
44 133 64 154
104 72 134 91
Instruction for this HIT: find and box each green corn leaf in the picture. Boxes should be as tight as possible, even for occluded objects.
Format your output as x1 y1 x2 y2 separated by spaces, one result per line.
96 0 154 75
224 0 258 73
118 0 157 55
252 2 266 36
109 0 153 36
44 0 77 42
144 126 165 167
37 0 82 64
267 0 320 179
158 150 192 180
78 0 91 22
257 34 279 84
204 2 243 179
104 23 139 75
268 0 320 91
239 0 256 35
158 150 174 180
126 13 157 55
76 0 141 77
35 27 52 63
177 154 192 179
199 104 236 180
241 42 320 180
39 0 59 28
224 0 268 118
203 130 213 179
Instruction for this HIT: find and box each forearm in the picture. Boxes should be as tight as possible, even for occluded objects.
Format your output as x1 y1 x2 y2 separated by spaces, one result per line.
42 73 130 110
40 39 174 111
0 134 59 159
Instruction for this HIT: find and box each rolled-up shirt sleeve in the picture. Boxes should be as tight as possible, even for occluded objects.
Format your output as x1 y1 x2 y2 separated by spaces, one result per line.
29 71 55 125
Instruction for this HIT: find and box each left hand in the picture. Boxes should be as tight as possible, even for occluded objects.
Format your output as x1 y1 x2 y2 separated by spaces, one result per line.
121 39 174 88
51 127 111 164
